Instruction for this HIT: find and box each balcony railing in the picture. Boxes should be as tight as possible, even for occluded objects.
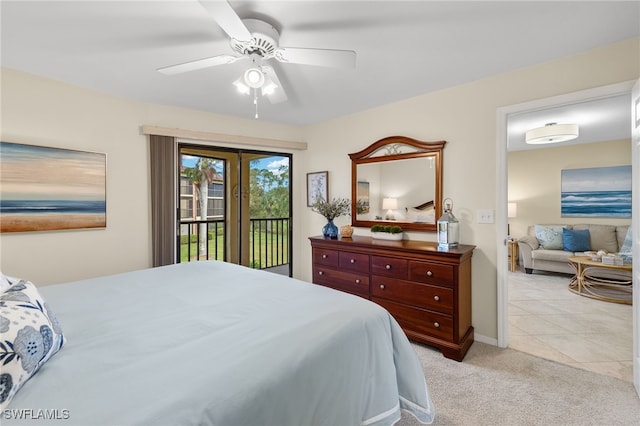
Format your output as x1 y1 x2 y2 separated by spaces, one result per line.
178 219 225 262
179 218 290 271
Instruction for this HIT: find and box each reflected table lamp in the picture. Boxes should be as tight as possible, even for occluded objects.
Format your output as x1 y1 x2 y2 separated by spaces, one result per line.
382 198 398 220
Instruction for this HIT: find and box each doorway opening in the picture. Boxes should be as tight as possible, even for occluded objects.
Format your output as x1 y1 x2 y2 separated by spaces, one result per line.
497 81 637 385
178 144 292 276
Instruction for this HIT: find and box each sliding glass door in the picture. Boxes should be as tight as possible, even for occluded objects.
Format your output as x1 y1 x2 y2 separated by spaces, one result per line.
177 144 292 276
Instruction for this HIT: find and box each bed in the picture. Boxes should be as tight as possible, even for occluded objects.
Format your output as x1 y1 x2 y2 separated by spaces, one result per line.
1 261 434 425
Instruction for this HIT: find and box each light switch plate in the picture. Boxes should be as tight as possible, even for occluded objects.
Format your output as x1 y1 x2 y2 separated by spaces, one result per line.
477 209 495 224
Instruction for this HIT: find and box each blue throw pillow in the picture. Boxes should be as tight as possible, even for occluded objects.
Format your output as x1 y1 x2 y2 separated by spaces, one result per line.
563 228 591 252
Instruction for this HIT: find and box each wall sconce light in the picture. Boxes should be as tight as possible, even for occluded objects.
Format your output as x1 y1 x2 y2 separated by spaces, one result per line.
382 198 398 220
525 123 579 144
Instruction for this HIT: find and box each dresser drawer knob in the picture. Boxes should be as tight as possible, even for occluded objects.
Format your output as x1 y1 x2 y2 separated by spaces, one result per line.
322 254 327 259
434 322 440 328
355 279 361 284
426 271 433 277
385 264 392 270
318 271 324 276
350 259 355 264
434 295 440 301
379 284 385 290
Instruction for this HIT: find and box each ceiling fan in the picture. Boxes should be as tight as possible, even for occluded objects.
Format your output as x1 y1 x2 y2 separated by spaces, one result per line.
157 0 356 110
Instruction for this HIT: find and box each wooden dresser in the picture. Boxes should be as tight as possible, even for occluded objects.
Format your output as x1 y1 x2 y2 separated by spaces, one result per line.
309 235 475 361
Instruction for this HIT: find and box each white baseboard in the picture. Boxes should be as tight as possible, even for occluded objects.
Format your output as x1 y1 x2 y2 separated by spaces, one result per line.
474 333 498 346
634 356 640 397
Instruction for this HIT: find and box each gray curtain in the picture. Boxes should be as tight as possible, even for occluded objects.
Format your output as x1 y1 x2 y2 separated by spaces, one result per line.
149 135 176 266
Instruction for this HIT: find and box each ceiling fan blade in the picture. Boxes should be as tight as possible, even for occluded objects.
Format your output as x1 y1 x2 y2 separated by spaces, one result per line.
262 66 288 104
157 54 242 75
274 47 356 68
198 0 252 43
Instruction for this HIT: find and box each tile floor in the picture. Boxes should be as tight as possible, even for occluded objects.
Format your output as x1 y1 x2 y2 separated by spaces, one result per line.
508 268 633 382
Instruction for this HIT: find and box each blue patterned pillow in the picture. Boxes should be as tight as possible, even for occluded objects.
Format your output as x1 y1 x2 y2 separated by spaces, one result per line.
563 228 591 252
620 227 632 263
0 280 66 409
534 225 565 250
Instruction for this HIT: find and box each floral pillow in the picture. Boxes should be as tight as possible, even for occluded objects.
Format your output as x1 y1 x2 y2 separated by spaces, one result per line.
0 280 66 409
0 272 15 293
534 225 565 250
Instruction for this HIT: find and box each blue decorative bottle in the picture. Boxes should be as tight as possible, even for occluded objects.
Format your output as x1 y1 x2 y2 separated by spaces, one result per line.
322 219 339 239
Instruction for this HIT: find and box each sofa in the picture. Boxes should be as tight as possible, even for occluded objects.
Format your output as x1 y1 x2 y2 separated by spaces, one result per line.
517 224 630 275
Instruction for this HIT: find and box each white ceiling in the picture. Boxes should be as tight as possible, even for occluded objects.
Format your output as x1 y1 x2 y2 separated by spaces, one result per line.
1 1 638 146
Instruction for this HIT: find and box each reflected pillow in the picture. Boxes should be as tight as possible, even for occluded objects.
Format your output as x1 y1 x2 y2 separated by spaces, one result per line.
0 280 66 410
405 207 435 223
534 225 565 250
563 228 591 252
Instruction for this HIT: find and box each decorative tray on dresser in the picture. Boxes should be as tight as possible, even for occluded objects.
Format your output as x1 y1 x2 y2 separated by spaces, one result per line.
309 235 475 361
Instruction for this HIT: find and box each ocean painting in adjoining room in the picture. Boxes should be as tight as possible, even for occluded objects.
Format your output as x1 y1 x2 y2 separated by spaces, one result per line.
0 142 106 232
561 165 631 218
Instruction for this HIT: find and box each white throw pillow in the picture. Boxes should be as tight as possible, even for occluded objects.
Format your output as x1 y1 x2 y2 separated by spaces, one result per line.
619 227 632 264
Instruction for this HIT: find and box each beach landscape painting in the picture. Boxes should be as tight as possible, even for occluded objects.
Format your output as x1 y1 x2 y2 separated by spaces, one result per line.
561 165 631 218
0 142 106 232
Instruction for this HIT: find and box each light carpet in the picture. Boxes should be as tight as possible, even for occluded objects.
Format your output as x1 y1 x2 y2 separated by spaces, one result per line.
398 341 640 425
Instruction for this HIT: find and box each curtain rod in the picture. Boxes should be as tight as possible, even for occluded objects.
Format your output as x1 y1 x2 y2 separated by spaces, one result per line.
141 125 307 151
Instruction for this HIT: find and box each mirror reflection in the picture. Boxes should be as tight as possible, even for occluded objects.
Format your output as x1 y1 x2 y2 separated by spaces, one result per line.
350 136 445 232
355 157 436 223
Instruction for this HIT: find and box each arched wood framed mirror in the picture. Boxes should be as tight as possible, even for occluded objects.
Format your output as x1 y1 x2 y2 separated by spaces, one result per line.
349 136 445 232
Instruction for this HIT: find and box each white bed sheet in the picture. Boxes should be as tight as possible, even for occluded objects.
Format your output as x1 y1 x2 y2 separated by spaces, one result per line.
4 261 434 425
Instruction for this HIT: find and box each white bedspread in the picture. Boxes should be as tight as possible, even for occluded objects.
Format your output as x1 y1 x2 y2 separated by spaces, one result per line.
4 261 434 425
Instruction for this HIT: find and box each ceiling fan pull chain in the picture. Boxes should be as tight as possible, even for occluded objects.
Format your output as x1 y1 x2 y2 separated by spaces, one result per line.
253 90 259 119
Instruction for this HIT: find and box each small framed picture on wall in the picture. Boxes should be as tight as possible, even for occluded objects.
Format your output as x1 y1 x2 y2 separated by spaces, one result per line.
307 171 328 206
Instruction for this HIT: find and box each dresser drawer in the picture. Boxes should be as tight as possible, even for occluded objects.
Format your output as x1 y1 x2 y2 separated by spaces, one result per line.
374 298 453 341
312 248 339 268
313 266 369 298
371 276 453 314
408 261 454 286
371 256 408 279
339 251 370 273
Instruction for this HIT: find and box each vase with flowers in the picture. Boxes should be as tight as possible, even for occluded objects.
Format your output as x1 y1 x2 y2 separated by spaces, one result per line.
311 197 351 239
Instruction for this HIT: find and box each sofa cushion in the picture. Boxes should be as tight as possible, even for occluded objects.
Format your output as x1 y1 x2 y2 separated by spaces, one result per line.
532 249 575 263
562 228 591 252
534 225 565 249
573 224 618 253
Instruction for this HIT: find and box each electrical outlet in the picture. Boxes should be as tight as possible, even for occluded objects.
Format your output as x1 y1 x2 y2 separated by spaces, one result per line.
477 209 495 224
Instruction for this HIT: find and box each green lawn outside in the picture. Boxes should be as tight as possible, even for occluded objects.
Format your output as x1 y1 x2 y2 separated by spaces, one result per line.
179 231 289 268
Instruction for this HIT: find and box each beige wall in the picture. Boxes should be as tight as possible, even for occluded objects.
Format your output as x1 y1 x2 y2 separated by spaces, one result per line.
296 37 639 341
0 68 303 285
1 37 638 342
508 139 632 239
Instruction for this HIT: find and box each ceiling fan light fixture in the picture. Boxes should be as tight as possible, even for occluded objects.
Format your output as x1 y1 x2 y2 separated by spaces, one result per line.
243 67 265 89
232 78 250 94
525 122 579 144
261 73 277 96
